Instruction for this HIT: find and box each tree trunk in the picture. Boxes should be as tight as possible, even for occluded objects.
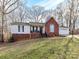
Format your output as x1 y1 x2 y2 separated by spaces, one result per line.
69 19 72 34
66 19 69 27
73 20 76 34
1 13 4 42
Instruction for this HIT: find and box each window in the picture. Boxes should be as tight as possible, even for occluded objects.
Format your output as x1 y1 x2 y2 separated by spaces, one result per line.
34 27 36 31
22 26 24 32
50 24 54 32
18 25 24 32
18 25 20 32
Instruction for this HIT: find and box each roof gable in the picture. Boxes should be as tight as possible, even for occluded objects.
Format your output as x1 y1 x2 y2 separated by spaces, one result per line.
46 16 58 23
46 17 58 24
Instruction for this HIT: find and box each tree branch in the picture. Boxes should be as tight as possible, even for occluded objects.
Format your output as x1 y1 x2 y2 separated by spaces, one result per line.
5 5 18 14
5 0 19 12
5 0 12 5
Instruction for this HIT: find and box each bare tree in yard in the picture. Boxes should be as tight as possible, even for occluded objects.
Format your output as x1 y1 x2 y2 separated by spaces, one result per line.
7 10 17 22
8 1 27 22
25 6 52 22
61 0 79 59
56 4 64 27
64 11 70 27
67 0 79 34
17 2 27 22
0 0 19 42
72 1 78 34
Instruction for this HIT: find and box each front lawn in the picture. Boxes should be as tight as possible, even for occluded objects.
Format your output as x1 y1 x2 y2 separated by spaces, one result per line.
0 37 79 59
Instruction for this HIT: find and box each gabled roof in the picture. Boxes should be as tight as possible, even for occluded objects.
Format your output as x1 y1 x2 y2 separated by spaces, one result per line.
11 22 45 27
45 16 58 24
29 22 45 27
46 16 58 25
11 22 29 25
45 15 51 23
10 16 58 26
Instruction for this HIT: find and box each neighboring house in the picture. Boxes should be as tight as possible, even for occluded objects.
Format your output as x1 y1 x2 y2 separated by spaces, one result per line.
10 17 59 41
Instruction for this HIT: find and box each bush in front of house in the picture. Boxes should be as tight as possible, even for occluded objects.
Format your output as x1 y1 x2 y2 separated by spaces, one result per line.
3 32 15 42
8 35 15 43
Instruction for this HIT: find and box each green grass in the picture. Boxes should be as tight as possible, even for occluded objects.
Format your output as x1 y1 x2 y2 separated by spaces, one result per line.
0 37 79 59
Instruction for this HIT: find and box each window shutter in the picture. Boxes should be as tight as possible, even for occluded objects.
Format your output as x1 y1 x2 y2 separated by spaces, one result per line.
18 25 20 32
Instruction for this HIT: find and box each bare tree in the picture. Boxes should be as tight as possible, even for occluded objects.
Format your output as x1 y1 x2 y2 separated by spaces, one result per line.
65 0 79 34
56 5 64 27
7 10 17 22
64 11 70 27
17 2 27 22
61 0 79 59
0 0 19 42
8 1 27 22
25 6 52 22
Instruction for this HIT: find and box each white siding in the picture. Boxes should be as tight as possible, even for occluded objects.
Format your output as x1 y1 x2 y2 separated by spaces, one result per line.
59 27 69 36
24 26 30 34
11 25 30 34
11 25 18 33
38 27 40 31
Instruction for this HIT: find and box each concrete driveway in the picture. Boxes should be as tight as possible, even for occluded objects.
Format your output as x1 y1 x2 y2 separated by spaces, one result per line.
67 35 79 38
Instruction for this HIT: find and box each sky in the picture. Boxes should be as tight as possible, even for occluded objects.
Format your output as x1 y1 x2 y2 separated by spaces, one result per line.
26 0 65 10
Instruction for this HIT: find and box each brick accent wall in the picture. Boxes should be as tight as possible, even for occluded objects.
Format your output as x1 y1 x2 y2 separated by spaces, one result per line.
12 34 30 41
45 18 59 37
31 32 41 39
12 32 41 41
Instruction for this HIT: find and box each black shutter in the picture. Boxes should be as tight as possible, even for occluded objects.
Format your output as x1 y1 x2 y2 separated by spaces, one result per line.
22 26 24 32
33 26 34 32
18 25 20 32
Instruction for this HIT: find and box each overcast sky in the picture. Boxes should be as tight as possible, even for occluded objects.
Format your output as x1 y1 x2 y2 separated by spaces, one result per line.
26 0 65 9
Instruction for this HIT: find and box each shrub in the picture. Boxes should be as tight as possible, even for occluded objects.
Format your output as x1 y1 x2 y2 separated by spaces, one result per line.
8 35 15 43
